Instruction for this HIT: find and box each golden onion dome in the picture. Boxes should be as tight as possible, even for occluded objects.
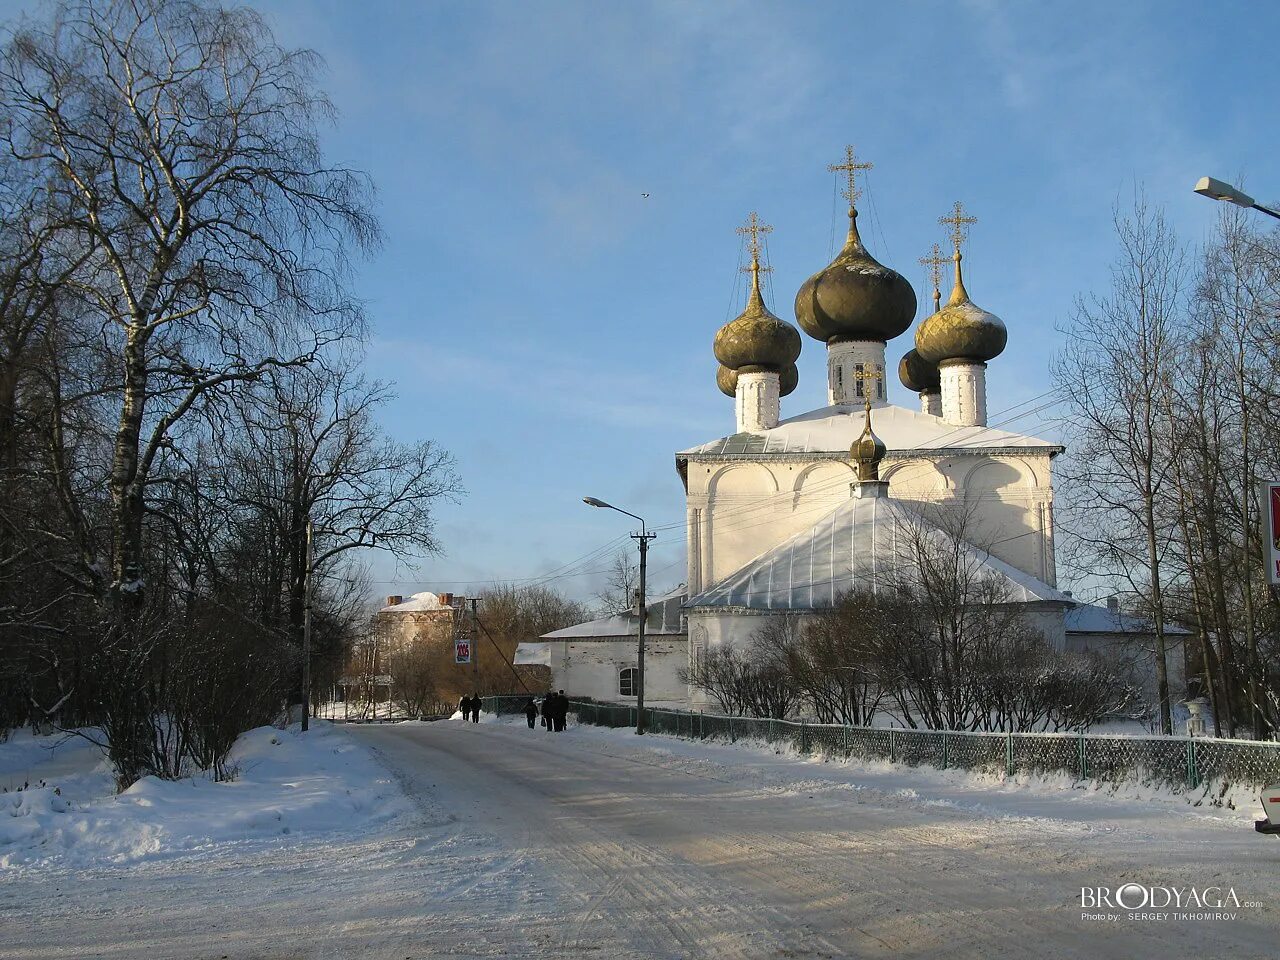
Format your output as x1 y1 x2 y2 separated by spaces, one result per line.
716 363 737 397
779 361 798 397
850 397 887 482
717 360 799 398
794 208 917 345
898 348 940 394
713 260 802 373
915 249 1007 364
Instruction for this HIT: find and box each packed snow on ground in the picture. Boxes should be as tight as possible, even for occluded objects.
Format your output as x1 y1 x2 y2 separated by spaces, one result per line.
1 714 1276 959
0 720 413 869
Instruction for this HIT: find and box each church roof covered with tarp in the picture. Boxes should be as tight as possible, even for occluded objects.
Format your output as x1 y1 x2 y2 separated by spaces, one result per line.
684 491 1070 612
678 403 1061 459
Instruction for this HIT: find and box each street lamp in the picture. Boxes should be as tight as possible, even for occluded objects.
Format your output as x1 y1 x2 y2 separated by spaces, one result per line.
582 496 657 734
1193 176 1280 221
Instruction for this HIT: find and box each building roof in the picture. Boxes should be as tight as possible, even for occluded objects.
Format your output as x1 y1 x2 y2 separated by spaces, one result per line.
684 489 1070 612
1064 603 1191 636
678 403 1061 459
541 588 687 640
379 591 449 613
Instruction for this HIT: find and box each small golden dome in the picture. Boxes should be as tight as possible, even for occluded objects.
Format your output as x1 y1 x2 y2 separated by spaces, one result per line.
716 360 799 398
716 364 737 397
914 249 1007 364
850 398 886 482
898 348 940 394
779 361 798 397
794 208 916 345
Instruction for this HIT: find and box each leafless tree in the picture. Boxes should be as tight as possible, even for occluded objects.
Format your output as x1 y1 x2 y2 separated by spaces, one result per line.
682 626 802 720
1 0 379 605
595 549 639 615
1054 194 1184 733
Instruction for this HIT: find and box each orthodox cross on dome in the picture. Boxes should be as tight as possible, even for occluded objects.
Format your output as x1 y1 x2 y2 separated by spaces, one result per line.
940 200 978 254
919 242 949 312
849 363 883 413
736 210 774 271
939 201 978 302
829 144 874 208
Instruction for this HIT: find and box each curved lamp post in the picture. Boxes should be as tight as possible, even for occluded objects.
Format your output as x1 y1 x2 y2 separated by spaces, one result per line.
1194 176 1280 221
583 497 656 734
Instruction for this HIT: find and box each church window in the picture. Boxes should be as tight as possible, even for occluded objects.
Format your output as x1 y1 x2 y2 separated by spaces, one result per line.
618 667 638 698
854 363 864 398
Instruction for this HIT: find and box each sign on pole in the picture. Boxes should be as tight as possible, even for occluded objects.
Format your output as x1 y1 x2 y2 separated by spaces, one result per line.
1264 482 1280 586
455 639 472 664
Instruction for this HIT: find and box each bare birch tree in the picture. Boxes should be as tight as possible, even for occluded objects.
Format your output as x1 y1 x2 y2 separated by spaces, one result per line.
0 0 378 606
1054 194 1184 733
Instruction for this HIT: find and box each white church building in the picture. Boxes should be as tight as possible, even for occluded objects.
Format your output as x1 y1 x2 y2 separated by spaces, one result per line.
534 153 1181 710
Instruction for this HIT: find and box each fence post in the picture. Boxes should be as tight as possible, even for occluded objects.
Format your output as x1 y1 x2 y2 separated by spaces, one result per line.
699 711 704 740
941 729 949 770
843 722 849 758
1077 731 1087 781
1005 731 1013 777
1187 737 1199 789
801 720 809 754
889 727 896 763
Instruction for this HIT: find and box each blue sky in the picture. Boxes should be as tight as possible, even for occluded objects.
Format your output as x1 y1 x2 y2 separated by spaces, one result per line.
27 0 1280 602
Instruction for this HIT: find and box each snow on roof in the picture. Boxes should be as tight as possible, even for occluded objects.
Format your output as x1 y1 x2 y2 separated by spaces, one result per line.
679 403 1061 458
684 491 1070 612
380 591 447 613
541 588 687 640
1064 604 1191 636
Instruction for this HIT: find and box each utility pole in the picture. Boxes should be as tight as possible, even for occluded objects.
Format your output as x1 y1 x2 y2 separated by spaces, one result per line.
633 525 657 735
469 597 480 691
301 517 313 732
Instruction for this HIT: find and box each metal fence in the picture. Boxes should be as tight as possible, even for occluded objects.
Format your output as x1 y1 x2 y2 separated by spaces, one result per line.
481 695 1280 792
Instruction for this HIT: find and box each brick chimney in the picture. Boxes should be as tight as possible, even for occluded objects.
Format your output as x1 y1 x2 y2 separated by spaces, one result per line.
385 595 403 607
439 592 454 607
1107 596 1120 614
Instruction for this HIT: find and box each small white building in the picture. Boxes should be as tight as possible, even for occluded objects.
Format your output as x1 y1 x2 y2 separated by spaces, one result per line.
531 590 689 707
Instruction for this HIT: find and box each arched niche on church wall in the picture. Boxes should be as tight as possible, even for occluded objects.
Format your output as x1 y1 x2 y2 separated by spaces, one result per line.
957 456 1039 501
707 462 779 501
790 461 855 509
880 459 952 497
705 464 789 583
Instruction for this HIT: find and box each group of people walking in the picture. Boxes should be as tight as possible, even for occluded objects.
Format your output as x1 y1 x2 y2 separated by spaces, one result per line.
525 691 569 732
457 694 482 722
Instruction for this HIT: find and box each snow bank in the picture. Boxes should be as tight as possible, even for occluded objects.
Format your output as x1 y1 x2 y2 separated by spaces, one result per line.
0 721 413 870
448 709 500 723
562 718 1267 828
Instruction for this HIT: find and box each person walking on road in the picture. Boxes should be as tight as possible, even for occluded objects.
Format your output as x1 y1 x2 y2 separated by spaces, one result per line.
469 693 481 723
541 694 555 733
458 694 471 720
553 689 568 733
523 698 538 729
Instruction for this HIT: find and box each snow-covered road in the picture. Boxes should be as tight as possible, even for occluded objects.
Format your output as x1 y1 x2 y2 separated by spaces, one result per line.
4 718 1277 959
353 720 1278 959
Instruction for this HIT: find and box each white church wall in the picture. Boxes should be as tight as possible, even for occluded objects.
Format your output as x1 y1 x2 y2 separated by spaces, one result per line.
550 637 689 707
686 610 793 707
1065 630 1188 718
687 449 1055 590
